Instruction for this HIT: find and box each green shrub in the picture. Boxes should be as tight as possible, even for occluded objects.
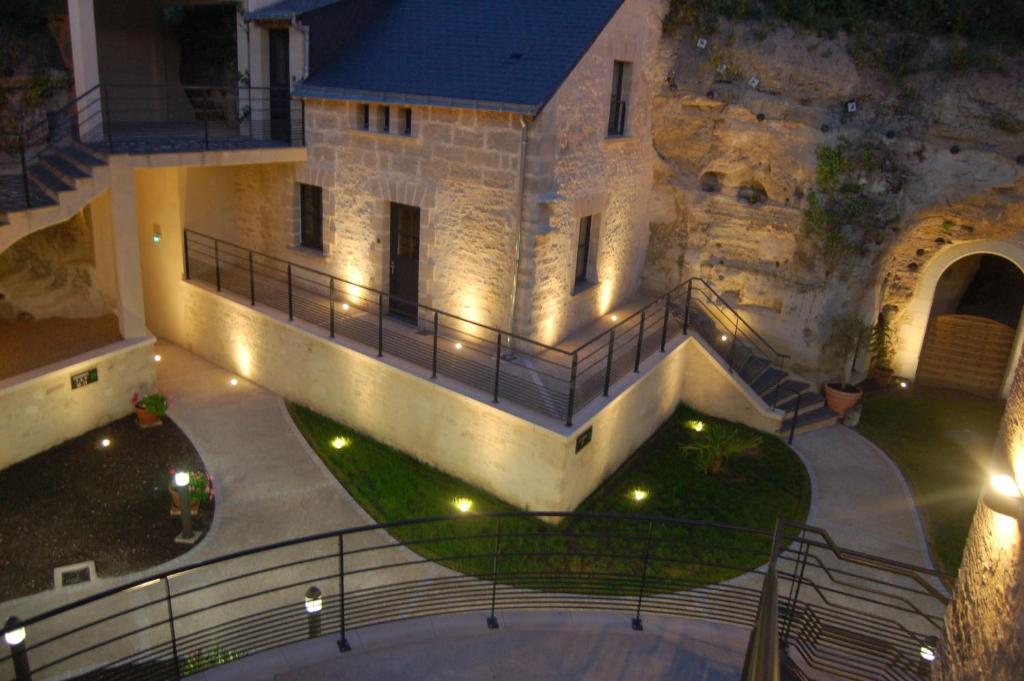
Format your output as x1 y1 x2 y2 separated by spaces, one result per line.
182 647 246 676
680 422 762 475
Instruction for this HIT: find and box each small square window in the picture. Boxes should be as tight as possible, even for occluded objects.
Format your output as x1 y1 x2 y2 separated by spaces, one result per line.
608 61 631 136
575 216 593 286
402 107 412 135
359 104 369 130
299 183 323 251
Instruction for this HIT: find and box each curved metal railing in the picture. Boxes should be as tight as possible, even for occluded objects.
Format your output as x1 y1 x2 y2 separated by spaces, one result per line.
0 512 949 681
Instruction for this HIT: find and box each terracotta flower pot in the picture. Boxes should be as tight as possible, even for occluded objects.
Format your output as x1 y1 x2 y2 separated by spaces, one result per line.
169 485 200 517
824 383 863 421
870 366 894 388
135 405 161 427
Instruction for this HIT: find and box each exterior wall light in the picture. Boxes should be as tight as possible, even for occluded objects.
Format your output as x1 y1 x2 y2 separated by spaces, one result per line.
229 378 238 386
632 488 649 502
331 436 348 449
982 472 1023 518
100 438 111 448
453 497 473 513
305 586 323 638
153 354 162 362
152 224 162 243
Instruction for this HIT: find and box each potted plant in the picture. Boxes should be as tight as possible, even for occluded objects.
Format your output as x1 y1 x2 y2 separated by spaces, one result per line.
823 313 871 421
868 314 896 387
169 467 215 517
132 392 168 427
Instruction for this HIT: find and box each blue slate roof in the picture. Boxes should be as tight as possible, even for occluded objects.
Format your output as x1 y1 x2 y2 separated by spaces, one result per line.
287 0 627 114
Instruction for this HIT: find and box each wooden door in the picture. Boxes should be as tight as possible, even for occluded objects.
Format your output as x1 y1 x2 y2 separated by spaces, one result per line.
389 203 420 321
917 314 1015 397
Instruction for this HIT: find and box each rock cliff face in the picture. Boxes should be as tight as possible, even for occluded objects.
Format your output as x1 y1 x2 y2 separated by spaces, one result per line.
645 21 1024 380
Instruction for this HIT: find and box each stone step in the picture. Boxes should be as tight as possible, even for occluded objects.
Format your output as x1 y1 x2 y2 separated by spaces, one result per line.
40 151 90 186
760 378 812 405
750 367 787 395
738 355 770 384
63 142 108 168
27 164 73 200
779 406 839 436
774 391 825 415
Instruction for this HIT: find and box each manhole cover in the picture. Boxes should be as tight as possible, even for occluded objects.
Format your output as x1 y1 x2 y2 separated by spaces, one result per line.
53 561 96 590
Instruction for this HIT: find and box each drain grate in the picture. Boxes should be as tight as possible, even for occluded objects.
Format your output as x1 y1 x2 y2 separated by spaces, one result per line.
53 561 96 589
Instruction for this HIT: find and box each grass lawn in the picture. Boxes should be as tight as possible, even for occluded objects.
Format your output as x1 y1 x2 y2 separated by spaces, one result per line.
857 385 1005 575
288 402 810 591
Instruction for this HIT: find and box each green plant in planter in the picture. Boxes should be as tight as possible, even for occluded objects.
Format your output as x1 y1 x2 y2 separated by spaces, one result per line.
869 316 895 371
680 422 762 475
132 392 169 417
826 313 871 388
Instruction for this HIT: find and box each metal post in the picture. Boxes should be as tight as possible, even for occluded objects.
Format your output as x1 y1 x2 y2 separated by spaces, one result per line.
329 278 335 337
565 352 578 427
493 332 502 403
214 241 221 292
487 520 501 629
634 310 646 373
682 280 692 336
661 291 672 351
177 481 193 541
287 264 293 320
163 578 182 681
727 317 739 371
780 530 810 650
337 533 351 652
203 118 209 150
300 99 306 145
632 520 654 631
18 135 30 209
788 392 801 445
183 230 191 280
431 311 439 378
377 293 384 357
102 87 112 152
603 330 615 397
248 251 255 306
4 616 32 681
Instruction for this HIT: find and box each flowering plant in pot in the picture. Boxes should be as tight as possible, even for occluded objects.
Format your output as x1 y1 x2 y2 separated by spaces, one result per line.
823 312 871 421
868 315 896 387
168 467 215 516
131 392 168 427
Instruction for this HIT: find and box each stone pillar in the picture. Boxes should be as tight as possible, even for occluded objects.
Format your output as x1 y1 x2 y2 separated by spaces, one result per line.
935 354 1024 680
68 0 103 142
108 162 148 339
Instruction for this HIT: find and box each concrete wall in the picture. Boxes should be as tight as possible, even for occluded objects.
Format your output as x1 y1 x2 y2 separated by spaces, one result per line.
514 0 661 345
936 355 1024 681
0 338 156 470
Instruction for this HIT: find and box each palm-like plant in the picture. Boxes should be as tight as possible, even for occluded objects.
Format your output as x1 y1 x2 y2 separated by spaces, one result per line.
680 422 762 475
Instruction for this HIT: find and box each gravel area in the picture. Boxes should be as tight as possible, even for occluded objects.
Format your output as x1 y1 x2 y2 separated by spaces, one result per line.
0 314 121 381
0 415 213 602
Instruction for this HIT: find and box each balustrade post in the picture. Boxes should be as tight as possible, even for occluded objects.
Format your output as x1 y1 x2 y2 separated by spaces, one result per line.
632 520 654 631
249 251 255 306
662 290 673 352
603 330 616 397
183 230 191 280
102 87 112 152
565 352 578 427
377 293 384 357
287 264 293 320
337 533 351 652
163 577 182 680
431 311 439 378
487 520 501 629
18 135 30 209
682 280 692 336
214 241 221 292
203 119 209 150
493 332 502 403
727 317 739 371
634 310 646 373
329 278 335 337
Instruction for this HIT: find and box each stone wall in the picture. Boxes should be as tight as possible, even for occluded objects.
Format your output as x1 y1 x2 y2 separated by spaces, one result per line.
935 355 1024 680
515 0 662 345
0 337 156 470
646 20 1024 380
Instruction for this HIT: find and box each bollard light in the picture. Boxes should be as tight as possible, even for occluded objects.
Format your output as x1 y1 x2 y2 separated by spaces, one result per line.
305 586 323 639
3 621 25 647
174 471 190 488
4 616 31 681
173 471 200 544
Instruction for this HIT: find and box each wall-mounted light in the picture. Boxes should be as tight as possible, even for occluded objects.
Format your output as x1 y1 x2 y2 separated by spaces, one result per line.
152 224 162 244
982 472 1023 518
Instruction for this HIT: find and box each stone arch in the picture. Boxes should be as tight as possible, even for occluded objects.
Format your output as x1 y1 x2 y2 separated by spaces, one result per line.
892 238 1024 397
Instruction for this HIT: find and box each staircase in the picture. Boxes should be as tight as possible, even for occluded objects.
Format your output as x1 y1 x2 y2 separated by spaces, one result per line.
678 285 838 438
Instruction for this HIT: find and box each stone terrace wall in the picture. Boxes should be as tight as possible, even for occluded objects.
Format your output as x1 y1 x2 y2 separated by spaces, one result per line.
515 0 662 346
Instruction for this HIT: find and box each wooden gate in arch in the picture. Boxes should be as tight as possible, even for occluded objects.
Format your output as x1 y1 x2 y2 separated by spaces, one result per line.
916 314 1015 398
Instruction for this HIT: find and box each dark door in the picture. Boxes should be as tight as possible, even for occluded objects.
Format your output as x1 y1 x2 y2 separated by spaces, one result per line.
389 203 420 321
268 29 291 143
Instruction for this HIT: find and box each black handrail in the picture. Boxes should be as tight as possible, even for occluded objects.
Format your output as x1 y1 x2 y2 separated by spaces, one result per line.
0 512 948 681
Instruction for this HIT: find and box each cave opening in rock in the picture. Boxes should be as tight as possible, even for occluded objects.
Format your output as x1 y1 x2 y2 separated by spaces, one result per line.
737 180 767 205
917 254 1024 397
699 171 723 193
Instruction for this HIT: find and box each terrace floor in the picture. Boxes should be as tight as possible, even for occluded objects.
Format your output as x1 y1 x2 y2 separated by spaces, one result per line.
0 314 121 381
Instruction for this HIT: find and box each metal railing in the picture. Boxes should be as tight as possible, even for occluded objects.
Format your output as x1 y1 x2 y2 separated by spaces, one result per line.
0 513 950 681
183 230 796 425
0 84 304 211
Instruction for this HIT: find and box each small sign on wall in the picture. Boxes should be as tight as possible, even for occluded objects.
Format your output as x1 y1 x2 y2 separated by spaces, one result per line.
575 426 593 453
70 368 98 390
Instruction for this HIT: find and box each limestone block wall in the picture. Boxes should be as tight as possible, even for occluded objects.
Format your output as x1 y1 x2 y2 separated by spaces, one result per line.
515 0 661 345
936 355 1024 680
0 337 156 470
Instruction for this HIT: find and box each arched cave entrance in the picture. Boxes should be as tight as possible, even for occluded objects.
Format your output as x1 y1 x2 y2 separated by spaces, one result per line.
916 254 1024 397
